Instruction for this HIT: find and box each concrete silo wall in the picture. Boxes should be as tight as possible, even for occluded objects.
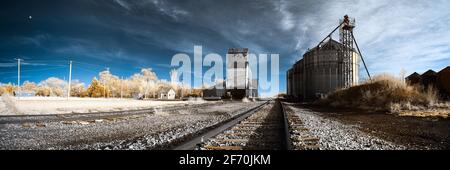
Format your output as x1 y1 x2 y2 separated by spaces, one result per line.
286 40 359 101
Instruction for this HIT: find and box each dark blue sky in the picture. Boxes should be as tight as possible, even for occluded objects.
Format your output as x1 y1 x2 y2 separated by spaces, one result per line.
0 0 292 95
1 0 450 96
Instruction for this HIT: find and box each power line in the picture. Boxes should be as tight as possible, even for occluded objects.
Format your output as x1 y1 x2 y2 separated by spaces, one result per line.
74 65 102 74
2 59 133 75
22 59 69 62
22 66 67 72
22 63 67 67
73 61 138 73
72 61 106 69
0 66 68 75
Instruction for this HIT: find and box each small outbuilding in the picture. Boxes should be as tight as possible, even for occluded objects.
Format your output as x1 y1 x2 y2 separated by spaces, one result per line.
405 72 421 85
13 90 36 97
420 69 438 90
159 88 176 100
437 66 450 99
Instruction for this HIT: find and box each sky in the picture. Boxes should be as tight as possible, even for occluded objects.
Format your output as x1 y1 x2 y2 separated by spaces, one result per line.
1 0 450 96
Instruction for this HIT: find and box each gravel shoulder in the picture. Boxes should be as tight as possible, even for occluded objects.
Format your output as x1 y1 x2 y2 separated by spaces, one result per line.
286 103 450 150
286 104 407 150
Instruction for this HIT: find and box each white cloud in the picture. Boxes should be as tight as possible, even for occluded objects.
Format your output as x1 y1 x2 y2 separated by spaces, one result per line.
275 0 295 31
288 0 450 77
113 0 131 10
150 0 190 21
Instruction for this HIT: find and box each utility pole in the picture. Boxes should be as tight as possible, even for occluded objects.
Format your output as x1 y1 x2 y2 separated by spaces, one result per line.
103 79 106 98
181 82 184 99
104 67 109 98
15 58 21 100
67 60 72 100
120 76 123 99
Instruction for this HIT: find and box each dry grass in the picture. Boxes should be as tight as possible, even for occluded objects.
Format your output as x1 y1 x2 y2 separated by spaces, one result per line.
1 94 19 115
318 74 450 118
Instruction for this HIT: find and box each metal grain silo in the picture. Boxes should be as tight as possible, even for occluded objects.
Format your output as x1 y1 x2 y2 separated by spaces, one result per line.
437 67 450 99
420 70 438 90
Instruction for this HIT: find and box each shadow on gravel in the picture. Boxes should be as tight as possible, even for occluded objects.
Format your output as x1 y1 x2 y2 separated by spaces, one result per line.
245 101 285 150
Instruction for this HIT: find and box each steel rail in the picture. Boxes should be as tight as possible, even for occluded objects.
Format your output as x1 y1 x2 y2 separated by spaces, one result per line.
173 100 271 150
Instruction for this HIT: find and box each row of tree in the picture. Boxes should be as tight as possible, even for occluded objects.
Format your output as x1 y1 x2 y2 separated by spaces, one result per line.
0 68 195 98
0 77 72 97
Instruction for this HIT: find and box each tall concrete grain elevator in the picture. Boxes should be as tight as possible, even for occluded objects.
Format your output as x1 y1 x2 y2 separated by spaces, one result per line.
287 15 371 101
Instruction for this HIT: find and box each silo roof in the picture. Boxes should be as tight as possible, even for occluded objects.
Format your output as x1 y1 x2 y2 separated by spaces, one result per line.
421 69 437 76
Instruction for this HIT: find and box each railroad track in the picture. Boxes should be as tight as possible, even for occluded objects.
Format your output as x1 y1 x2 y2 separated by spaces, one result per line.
174 100 321 150
172 100 270 150
1 99 320 150
281 102 320 150
200 100 287 150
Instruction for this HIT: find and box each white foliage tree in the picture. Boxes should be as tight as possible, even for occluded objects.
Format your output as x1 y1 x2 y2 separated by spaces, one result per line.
70 80 87 97
38 77 67 97
129 68 158 98
99 70 121 98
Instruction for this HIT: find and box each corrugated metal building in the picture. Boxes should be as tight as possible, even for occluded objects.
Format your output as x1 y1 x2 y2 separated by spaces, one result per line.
437 66 450 99
420 70 438 90
287 39 359 100
405 72 421 85
407 67 450 100
203 81 226 100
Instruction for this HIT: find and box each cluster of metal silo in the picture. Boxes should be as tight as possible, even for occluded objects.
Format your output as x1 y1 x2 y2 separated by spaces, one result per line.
406 67 450 100
287 39 359 100
437 67 450 99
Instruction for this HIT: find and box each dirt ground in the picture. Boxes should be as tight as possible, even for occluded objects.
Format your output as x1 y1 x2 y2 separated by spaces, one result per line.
295 104 450 150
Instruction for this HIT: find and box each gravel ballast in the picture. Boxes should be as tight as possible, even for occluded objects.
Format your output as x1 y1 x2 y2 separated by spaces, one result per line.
0 101 264 150
287 105 408 150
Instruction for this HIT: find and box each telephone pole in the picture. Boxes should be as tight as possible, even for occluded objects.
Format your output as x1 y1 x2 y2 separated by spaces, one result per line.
104 67 109 98
67 60 72 100
120 76 123 99
15 58 21 100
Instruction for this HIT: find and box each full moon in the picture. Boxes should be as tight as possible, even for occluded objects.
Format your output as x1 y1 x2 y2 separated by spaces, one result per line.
28 16 32 19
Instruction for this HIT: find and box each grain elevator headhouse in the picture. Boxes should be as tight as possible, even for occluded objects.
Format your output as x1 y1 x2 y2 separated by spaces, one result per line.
226 48 258 99
287 15 371 101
